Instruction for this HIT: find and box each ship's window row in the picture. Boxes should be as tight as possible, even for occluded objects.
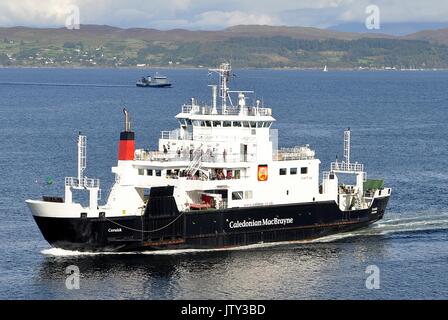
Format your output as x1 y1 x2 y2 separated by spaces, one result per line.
180 119 272 128
138 169 162 176
279 167 308 176
137 167 243 180
232 190 253 200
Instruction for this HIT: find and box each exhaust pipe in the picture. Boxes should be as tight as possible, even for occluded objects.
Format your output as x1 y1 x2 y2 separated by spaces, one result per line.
118 108 135 161
123 108 131 132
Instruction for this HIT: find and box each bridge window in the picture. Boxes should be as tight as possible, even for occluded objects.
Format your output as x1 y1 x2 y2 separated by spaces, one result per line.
257 122 264 128
138 169 145 175
232 191 244 200
205 121 212 127
290 168 297 175
301 167 308 174
155 170 162 177
279 168 287 175
242 121 250 128
233 121 241 127
146 169 153 176
223 121 232 127
250 122 256 128
213 121 221 127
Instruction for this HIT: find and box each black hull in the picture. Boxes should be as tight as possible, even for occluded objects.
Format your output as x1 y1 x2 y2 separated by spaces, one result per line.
136 83 171 88
33 196 389 252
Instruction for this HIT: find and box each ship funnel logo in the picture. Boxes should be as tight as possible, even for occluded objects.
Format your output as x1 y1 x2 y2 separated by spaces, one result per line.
258 165 268 181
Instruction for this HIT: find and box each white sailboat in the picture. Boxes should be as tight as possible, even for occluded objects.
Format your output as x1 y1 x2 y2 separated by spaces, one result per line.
323 65 328 72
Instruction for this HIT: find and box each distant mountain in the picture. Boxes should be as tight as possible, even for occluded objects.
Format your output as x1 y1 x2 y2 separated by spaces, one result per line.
405 28 448 45
223 25 393 40
1 24 448 69
329 22 448 36
0 24 400 44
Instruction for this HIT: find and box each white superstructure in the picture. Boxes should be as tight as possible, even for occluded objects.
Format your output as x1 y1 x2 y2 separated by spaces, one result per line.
27 63 391 220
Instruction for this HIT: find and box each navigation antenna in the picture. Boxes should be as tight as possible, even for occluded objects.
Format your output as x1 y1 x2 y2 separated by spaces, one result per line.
343 128 350 165
77 133 87 187
208 63 231 112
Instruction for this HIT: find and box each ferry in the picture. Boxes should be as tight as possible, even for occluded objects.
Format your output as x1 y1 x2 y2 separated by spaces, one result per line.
136 74 171 87
26 63 391 252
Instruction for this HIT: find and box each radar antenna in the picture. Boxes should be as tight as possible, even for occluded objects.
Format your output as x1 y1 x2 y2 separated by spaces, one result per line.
208 63 231 112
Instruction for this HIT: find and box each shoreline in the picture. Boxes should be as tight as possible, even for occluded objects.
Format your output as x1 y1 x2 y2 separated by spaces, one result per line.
1 65 447 72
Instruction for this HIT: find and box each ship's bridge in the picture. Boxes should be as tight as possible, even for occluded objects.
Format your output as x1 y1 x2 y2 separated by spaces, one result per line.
143 63 279 167
175 99 275 130
163 63 276 146
167 93 275 147
175 62 275 123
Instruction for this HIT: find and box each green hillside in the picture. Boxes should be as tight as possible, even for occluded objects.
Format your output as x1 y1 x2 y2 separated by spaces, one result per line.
1 25 448 69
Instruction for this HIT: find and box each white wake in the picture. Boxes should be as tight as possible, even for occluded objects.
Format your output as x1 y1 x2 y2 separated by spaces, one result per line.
41 212 448 256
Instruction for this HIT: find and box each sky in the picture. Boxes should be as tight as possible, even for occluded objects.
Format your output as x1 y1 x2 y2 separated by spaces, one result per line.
0 0 448 32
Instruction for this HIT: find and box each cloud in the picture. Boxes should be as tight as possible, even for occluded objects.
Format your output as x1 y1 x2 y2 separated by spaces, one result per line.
0 0 447 29
191 11 277 29
0 0 76 26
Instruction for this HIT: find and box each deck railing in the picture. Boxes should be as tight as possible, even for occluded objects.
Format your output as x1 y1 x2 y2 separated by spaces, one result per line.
331 162 364 172
135 149 256 163
181 104 272 117
65 177 100 188
274 146 315 161
160 130 193 140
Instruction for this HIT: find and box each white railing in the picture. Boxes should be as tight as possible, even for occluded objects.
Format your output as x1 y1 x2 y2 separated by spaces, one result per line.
223 107 272 116
181 104 272 117
181 104 203 114
65 177 100 188
134 149 256 163
160 130 193 140
181 105 192 113
331 162 364 172
274 146 315 161
192 134 257 143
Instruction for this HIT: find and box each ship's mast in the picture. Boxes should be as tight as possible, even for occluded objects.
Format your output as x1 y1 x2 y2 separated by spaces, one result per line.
328 128 366 207
209 63 231 112
65 132 100 209
343 128 350 165
77 133 87 187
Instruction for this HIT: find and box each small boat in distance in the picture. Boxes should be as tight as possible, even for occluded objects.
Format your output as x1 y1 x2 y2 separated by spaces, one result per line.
323 65 328 72
136 74 171 87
